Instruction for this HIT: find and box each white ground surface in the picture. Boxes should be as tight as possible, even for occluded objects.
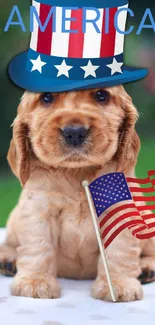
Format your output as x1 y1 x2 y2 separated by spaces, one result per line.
0 228 155 325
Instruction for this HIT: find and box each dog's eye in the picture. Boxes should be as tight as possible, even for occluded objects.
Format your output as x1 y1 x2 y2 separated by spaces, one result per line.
94 90 109 103
41 93 54 105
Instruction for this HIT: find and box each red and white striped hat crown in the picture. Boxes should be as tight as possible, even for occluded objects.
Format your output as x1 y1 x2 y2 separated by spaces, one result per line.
30 0 128 59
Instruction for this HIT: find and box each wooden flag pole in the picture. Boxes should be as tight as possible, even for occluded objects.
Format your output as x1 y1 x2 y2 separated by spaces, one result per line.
82 180 116 302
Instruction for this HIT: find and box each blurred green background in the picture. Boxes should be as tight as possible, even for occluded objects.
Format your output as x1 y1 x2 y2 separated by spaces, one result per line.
0 1 155 227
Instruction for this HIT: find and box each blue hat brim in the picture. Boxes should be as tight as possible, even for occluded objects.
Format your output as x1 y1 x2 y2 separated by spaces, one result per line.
9 51 148 93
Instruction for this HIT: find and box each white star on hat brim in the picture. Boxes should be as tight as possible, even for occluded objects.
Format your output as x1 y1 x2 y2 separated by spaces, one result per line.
81 60 100 78
30 55 47 73
107 58 123 76
54 60 73 78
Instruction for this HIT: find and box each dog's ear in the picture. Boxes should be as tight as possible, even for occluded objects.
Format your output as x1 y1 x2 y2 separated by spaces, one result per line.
116 92 140 174
7 117 30 187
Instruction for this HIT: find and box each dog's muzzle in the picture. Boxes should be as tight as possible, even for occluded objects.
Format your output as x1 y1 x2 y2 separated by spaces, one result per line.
61 126 88 147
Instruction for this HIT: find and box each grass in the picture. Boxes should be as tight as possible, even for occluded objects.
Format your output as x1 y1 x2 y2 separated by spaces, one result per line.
0 140 155 227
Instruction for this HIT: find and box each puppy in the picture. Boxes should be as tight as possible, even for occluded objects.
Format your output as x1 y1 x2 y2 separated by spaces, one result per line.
0 85 155 301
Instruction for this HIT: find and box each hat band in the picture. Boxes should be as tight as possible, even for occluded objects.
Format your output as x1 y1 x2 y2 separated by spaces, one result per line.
34 0 128 9
27 49 124 80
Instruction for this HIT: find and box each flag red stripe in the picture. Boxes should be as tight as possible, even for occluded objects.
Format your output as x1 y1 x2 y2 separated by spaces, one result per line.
131 225 147 236
68 9 84 58
127 170 155 184
104 220 144 249
133 196 155 202
127 177 150 184
129 187 154 193
142 214 155 220
136 230 155 240
148 222 155 228
99 203 136 229
130 222 155 229
148 170 155 177
128 224 138 229
136 205 155 211
37 4 53 55
101 212 142 239
100 8 117 58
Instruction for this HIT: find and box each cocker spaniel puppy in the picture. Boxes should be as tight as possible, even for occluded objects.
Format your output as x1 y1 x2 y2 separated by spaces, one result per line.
0 85 155 301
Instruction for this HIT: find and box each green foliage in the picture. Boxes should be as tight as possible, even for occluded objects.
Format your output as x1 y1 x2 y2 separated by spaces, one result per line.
0 175 21 227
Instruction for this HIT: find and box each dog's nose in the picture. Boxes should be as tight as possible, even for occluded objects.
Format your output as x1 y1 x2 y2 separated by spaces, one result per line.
62 126 88 146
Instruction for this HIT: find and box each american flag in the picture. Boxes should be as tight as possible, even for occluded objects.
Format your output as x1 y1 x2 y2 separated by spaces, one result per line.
89 171 155 249
30 1 128 59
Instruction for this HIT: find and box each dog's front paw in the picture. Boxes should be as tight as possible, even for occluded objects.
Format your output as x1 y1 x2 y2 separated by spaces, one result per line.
139 256 155 284
11 274 61 299
91 276 143 302
0 244 17 276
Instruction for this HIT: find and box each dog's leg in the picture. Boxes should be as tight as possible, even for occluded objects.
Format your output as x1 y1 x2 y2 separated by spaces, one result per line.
0 207 19 276
11 193 61 299
138 238 155 284
91 233 143 302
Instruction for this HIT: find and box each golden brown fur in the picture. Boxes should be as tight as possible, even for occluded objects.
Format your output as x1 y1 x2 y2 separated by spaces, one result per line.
0 85 155 301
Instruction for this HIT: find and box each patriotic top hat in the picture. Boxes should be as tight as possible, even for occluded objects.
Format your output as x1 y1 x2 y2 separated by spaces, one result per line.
9 0 148 92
